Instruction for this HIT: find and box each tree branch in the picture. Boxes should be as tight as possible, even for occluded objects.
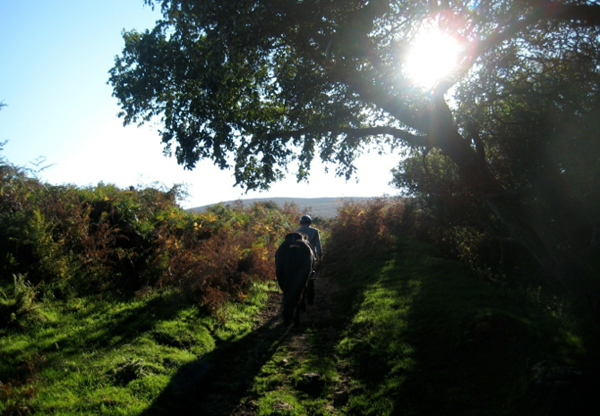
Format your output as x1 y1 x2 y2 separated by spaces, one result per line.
473 1 600 62
264 126 427 148
466 119 487 170
537 1 600 26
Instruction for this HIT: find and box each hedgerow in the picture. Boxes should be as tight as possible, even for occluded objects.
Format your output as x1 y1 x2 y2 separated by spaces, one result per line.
324 197 406 275
0 150 300 318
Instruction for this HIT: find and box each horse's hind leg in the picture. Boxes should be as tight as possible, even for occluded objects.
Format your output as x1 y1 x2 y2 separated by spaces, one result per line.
294 306 301 327
283 305 293 326
306 278 315 305
299 291 307 312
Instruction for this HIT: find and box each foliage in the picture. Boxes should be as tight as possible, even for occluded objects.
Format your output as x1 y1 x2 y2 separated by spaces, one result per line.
136 205 593 416
108 0 600 197
324 197 405 273
0 274 44 330
0 353 46 416
325 205 595 415
0 147 307 415
397 3 600 302
393 99 600 295
156 200 300 311
110 0 600 308
392 152 517 270
1 194 596 415
0 150 299 310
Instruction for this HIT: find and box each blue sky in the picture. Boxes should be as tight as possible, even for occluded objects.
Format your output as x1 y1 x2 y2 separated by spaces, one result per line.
0 0 401 209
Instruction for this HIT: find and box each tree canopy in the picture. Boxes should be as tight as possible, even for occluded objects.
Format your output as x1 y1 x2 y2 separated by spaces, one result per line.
110 0 600 188
110 0 600 303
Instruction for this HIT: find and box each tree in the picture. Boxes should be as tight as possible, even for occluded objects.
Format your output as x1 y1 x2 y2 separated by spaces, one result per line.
110 0 600 306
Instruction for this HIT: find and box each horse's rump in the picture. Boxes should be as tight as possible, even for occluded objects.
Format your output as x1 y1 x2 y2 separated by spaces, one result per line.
275 233 314 290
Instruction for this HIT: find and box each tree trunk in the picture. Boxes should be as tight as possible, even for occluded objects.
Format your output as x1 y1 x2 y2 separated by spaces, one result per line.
429 98 596 310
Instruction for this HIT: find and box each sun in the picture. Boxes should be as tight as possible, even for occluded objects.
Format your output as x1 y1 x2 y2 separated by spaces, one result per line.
403 26 462 89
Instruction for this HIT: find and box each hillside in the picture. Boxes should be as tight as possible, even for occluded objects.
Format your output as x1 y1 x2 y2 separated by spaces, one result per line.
188 197 377 218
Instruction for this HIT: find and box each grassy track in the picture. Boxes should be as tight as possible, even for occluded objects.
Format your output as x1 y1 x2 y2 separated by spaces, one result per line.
2 239 597 415
229 238 597 415
331 239 595 415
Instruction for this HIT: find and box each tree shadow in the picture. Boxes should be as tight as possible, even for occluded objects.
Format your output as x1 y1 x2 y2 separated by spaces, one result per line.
2 292 190 380
326 239 600 416
140 310 291 415
389 243 600 416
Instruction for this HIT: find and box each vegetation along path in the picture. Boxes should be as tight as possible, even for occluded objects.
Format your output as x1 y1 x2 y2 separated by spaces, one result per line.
143 238 600 416
3 155 598 415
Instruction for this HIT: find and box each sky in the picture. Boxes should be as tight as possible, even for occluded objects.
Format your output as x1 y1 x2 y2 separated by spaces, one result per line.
0 0 402 210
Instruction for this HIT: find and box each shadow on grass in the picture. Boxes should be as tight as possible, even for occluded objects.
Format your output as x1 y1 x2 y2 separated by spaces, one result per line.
330 238 600 416
0 292 191 381
140 311 290 415
82 292 190 347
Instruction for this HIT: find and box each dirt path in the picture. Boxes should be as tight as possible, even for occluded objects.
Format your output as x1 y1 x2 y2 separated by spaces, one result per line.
198 273 344 415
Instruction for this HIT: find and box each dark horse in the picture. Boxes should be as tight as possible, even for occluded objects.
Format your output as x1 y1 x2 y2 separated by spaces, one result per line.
275 232 315 326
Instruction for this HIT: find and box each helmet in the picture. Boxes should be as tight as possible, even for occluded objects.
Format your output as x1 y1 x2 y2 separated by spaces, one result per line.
300 215 312 225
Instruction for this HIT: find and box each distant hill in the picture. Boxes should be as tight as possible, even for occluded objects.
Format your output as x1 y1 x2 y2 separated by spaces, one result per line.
188 197 375 218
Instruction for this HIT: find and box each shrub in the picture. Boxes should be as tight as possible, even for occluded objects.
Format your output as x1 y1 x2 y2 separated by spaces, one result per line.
0 274 43 330
0 353 46 416
325 198 405 271
0 149 299 310
157 202 296 311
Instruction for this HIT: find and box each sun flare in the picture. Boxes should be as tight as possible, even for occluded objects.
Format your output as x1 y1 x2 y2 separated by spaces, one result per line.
403 26 462 88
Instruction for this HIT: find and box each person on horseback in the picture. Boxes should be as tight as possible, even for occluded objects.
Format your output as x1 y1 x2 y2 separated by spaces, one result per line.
295 214 321 306
296 215 322 260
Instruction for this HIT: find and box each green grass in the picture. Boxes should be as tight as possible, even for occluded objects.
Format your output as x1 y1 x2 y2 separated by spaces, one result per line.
2 239 596 415
332 239 592 416
234 238 595 416
0 282 276 415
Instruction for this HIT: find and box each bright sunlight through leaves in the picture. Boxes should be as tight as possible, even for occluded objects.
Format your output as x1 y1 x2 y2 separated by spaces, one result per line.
403 26 462 89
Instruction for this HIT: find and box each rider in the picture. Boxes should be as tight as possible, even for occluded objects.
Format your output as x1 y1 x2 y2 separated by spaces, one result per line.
296 214 322 305
296 215 322 261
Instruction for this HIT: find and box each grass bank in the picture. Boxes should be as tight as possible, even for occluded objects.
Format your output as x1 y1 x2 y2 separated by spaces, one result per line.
236 238 597 415
332 239 596 415
2 238 597 415
0 281 278 415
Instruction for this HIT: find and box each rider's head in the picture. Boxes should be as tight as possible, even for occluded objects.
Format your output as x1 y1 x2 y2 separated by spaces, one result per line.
299 215 312 225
